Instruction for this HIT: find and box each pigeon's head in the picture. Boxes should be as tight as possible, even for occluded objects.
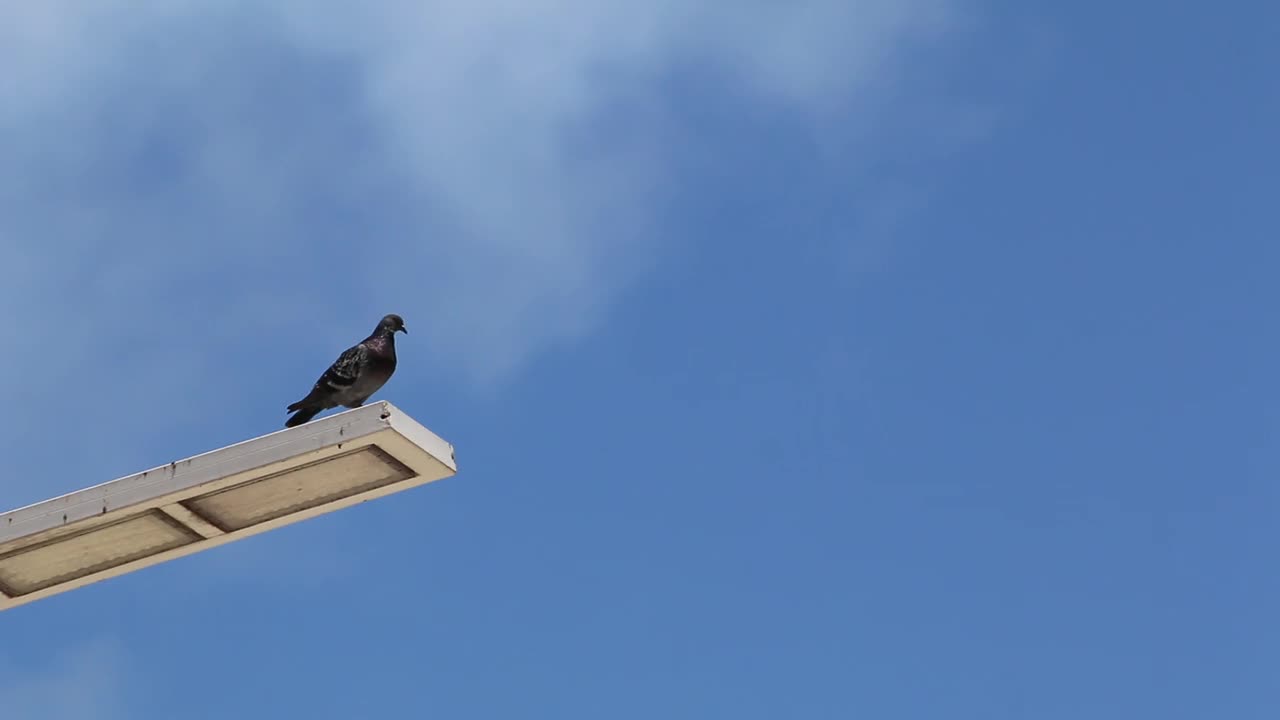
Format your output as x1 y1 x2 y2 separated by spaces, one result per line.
378 313 408 335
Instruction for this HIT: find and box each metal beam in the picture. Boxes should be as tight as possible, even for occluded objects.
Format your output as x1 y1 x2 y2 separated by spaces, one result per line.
0 402 457 612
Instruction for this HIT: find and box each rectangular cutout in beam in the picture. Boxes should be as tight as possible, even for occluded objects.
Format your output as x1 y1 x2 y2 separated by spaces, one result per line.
185 445 415 532
0 511 200 595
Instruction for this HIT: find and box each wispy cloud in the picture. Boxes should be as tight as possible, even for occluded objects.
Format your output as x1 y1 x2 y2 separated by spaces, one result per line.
0 638 127 720
0 1 965 500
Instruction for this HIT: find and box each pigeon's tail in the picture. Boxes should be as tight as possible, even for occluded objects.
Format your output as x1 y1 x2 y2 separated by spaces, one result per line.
285 389 325 427
285 405 321 428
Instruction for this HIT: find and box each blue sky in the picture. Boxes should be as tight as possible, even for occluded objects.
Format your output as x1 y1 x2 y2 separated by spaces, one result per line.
1 1 1277 718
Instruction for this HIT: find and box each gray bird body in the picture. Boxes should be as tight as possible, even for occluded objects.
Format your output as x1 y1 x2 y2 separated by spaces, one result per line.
285 314 407 427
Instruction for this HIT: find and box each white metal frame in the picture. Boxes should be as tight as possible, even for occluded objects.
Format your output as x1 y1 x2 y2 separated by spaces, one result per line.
0 402 457 612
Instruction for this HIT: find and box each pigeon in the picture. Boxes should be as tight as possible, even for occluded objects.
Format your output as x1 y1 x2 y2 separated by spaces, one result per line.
285 313 407 428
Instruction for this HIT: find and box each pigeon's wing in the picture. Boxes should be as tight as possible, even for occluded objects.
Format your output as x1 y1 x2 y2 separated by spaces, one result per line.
318 343 369 390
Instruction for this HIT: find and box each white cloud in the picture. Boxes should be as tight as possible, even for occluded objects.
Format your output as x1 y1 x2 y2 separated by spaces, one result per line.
0 0 965 499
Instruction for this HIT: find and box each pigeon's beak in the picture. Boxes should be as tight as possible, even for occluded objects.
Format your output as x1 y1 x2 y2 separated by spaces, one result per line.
399 326 408 334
